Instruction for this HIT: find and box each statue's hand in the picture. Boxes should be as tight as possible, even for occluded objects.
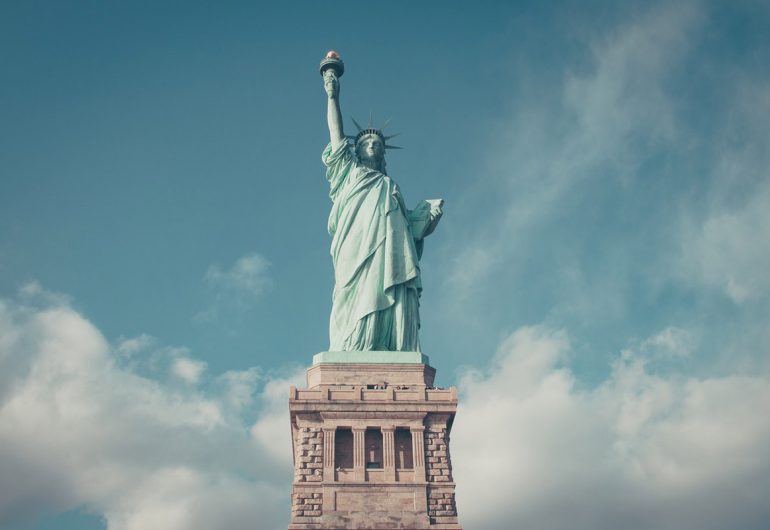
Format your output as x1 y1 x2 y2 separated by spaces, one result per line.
324 70 339 99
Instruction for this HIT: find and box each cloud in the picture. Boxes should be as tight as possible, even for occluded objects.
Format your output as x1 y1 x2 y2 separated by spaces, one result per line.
205 252 272 298
196 252 273 323
676 79 770 304
690 201 770 303
3 286 768 530
115 334 155 358
217 367 262 411
442 1 702 308
250 370 305 467
171 356 208 384
639 326 697 359
429 1 770 384
452 325 770 530
0 286 294 530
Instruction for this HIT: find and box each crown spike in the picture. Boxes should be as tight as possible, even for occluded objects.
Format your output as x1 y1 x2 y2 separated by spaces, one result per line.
381 117 392 131
384 144 403 150
368 111 373 128
351 117 364 133
383 132 400 141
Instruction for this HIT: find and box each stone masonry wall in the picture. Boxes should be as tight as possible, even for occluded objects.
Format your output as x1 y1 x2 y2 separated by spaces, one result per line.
428 489 458 520
292 426 323 521
425 426 457 520
291 489 323 519
424 428 452 482
294 426 323 483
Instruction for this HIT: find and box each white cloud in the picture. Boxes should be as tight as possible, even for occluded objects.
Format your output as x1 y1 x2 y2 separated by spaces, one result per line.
17 280 71 306
196 252 273 323
205 252 272 298
0 287 292 530
678 143 770 303
116 333 155 358
671 72 770 305
170 356 208 385
640 326 697 359
249 368 305 466
217 367 262 411
453 325 770 530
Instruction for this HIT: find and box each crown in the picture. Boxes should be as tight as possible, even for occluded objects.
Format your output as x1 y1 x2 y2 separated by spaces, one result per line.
346 114 402 150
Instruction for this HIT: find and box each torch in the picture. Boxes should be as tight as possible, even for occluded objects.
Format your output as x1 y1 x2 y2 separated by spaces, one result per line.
319 50 345 78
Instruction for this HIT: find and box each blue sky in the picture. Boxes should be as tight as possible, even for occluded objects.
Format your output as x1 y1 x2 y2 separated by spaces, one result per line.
1 1 770 529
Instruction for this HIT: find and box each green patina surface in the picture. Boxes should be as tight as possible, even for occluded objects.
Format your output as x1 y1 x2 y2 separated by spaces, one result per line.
321 56 443 354
313 350 430 365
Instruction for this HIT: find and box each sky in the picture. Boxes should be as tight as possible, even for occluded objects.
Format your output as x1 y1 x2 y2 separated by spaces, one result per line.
1 1 769 529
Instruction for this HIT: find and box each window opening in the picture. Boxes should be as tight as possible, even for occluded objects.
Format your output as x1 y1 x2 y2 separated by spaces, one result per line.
365 428 383 469
395 428 414 469
334 428 353 469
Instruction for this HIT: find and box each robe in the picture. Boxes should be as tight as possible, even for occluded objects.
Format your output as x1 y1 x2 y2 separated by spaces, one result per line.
322 141 435 352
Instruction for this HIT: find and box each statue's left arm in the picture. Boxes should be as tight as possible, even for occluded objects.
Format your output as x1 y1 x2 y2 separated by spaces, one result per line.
408 199 444 246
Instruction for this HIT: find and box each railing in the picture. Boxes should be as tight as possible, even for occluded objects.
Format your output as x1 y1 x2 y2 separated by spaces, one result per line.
290 386 456 402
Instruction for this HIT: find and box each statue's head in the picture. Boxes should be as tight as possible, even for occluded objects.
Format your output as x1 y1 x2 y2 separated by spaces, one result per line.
348 117 401 174
355 133 386 168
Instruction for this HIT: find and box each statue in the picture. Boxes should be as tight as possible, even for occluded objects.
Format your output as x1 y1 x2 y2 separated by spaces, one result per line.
320 51 443 352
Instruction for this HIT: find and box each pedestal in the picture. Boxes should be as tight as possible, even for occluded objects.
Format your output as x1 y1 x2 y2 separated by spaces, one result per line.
288 351 462 529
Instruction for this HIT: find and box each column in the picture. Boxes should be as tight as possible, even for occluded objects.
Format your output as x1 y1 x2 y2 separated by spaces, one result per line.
382 426 396 481
352 428 366 481
323 428 336 482
410 426 426 482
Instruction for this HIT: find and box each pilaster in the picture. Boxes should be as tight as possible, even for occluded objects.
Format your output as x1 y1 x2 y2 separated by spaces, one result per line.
411 425 427 482
322 427 335 481
352 428 366 482
382 426 396 481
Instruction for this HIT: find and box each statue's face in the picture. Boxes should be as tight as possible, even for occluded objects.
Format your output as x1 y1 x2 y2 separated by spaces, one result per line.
356 134 385 163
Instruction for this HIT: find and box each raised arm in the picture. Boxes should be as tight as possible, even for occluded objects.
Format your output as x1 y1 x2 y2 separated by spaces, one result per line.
324 70 345 151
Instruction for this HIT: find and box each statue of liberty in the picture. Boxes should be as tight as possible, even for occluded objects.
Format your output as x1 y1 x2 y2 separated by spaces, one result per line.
320 51 443 353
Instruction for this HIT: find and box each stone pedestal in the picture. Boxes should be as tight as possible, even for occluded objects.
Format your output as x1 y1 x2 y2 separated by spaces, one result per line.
288 351 462 530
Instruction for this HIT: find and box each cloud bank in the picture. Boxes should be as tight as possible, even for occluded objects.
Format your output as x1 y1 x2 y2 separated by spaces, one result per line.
2 289 768 529
453 325 770 530
0 285 299 530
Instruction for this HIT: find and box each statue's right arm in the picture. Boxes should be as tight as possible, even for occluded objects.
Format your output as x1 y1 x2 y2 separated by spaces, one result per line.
324 71 345 151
